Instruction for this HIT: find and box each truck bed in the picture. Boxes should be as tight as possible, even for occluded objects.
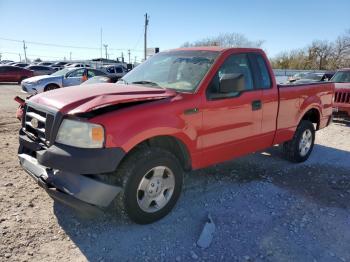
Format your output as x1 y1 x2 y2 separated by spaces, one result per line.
274 82 334 144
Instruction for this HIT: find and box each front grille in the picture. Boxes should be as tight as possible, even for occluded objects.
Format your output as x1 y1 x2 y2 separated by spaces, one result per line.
24 106 55 145
335 91 350 104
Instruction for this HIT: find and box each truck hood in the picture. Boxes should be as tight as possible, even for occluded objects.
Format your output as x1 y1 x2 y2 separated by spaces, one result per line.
23 74 62 83
334 83 350 89
28 83 177 114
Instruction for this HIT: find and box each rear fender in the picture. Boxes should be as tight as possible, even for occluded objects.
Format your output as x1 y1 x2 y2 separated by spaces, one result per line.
298 95 322 126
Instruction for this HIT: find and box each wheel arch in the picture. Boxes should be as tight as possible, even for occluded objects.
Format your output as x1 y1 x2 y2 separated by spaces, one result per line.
122 135 192 171
44 83 60 91
299 107 321 130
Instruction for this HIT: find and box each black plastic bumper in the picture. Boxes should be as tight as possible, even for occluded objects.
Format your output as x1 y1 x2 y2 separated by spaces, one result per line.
18 130 124 208
19 153 122 208
19 130 125 174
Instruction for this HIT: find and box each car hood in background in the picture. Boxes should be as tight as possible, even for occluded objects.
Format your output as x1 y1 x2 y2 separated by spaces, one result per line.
22 74 62 83
334 83 350 89
28 83 177 114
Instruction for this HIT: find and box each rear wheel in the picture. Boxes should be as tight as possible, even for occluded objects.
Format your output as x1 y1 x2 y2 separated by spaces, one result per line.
283 120 315 163
44 84 59 92
113 147 183 224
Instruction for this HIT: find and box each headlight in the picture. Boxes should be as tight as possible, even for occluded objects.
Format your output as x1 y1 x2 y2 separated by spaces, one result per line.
55 119 105 148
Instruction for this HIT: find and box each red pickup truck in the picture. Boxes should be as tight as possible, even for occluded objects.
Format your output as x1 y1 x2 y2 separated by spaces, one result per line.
18 47 334 224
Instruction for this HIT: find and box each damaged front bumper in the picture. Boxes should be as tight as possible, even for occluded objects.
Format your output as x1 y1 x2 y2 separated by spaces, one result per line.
18 132 124 212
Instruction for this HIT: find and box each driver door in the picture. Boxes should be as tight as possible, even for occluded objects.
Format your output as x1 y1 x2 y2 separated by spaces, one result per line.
199 53 263 166
62 68 86 86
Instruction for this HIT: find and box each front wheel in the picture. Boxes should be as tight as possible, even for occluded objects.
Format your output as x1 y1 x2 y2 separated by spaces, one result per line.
44 84 59 92
283 120 315 163
114 147 183 224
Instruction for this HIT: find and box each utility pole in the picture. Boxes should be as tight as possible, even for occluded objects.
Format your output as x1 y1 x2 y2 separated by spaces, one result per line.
121 52 124 63
100 28 103 59
0 53 2 61
23 40 28 63
128 49 131 64
134 56 137 64
19 53 21 61
103 44 108 59
144 13 149 60
69 52 72 61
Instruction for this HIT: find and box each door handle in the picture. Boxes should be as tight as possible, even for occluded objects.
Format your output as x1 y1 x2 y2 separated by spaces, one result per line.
251 100 262 111
184 108 199 115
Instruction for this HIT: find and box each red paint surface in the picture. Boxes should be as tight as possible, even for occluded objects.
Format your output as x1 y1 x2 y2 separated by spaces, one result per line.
0 67 33 83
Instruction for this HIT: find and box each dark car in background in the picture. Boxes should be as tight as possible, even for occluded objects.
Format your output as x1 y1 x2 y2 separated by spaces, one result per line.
51 61 69 70
38 62 54 66
25 65 56 76
0 66 34 83
12 63 30 68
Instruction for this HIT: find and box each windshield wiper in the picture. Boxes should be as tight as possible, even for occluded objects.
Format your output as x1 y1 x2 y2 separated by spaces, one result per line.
131 80 159 87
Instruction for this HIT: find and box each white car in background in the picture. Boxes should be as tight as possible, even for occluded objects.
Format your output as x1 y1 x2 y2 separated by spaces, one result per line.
21 67 105 94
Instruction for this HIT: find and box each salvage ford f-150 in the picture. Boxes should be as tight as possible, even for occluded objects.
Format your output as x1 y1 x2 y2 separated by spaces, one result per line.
18 47 334 224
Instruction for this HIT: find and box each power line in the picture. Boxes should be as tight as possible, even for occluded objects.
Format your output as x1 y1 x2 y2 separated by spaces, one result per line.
0 37 143 52
0 51 62 59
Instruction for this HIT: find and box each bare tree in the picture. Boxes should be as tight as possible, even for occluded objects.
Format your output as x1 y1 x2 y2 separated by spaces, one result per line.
181 33 264 48
271 29 350 70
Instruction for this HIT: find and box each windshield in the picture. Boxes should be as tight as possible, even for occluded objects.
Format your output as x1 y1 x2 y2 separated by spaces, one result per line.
51 68 71 77
121 50 219 92
331 71 350 83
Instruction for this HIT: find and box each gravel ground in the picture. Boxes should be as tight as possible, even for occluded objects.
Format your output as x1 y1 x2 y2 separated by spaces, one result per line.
0 84 350 262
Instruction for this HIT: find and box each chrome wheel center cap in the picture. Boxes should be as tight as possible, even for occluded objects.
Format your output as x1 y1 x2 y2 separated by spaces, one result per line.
146 178 162 197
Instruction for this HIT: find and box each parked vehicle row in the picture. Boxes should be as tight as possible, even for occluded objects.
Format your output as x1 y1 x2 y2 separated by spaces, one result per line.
288 71 335 84
21 67 106 94
0 66 34 83
17 47 334 224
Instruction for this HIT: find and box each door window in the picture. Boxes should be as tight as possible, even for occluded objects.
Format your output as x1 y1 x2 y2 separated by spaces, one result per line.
67 69 85 78
253 54 272 89
115 67 123 73
207 53 254 98
106 67 115 74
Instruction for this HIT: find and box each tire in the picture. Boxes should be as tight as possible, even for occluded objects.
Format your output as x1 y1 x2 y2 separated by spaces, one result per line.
283 120 315 163
44 84 59 92
113 147 183 224
18 76 28 84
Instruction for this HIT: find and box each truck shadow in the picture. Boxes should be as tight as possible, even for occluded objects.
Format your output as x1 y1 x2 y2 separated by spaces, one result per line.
53 143 350 261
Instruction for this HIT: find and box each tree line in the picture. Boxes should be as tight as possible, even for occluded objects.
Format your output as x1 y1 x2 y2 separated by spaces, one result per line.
181 30 350 70
271 29 350 70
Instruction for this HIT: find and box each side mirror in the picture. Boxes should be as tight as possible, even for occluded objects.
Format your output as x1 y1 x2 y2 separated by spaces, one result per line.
219 73 245 93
